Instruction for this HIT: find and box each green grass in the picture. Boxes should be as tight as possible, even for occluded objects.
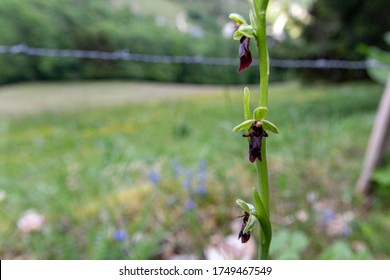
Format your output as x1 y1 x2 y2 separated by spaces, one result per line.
0 81 388 259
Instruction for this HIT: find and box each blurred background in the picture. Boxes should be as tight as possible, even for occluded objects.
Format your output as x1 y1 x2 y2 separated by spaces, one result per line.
0 0 390 259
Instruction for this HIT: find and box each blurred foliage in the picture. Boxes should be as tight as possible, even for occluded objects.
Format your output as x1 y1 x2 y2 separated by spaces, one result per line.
1 81 389 259
0 0 256 85
293 0 390 82
1 0 389 84
367 32 390 85
270 229 309 259
372 153 390 201
319 240 373 260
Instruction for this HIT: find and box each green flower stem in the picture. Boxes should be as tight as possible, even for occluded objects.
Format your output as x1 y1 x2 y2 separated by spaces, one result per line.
255 145 271 259
258 139 269 212
256 1 269 107
255 0 271 259
230 0 273 260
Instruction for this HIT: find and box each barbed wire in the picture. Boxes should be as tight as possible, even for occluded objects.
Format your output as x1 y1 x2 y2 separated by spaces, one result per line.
0 44 388 70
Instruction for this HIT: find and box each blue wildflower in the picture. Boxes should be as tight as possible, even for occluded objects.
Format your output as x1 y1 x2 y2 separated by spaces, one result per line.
185 198 196 210
114 229 127 242
170 158 183 178
341 224 352 237
148 170 161 185
182 169 193 190
198 164 207 181
196 182 207 196
322 210 335 227
197 161 207 196
198 161 207 173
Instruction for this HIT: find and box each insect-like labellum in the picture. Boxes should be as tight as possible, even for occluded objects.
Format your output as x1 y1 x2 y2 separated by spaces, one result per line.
238 36 252 72
238 211 251 243
243 120 268 162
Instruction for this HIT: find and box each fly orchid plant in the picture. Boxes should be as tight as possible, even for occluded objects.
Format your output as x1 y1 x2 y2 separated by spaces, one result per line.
230 0 279 259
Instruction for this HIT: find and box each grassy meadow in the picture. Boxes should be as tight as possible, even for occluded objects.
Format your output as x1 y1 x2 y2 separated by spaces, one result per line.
1 81 389 259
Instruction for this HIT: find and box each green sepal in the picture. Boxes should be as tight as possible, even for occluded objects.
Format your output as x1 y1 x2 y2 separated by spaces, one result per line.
262 119 279 134
232 119 254 132
238 24 254 38
243 87 251 120
236 199 256 215
243 214 257 234
252 188 272 243
233 30 243 40
229 13 248 25
253 106 268 120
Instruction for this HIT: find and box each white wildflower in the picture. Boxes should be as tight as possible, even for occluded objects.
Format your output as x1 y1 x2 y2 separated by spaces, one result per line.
17 209 45 233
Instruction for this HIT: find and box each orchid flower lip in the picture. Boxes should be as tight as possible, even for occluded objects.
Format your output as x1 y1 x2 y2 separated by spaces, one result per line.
238 36 252 72
238 211 251 243
242 121 268 163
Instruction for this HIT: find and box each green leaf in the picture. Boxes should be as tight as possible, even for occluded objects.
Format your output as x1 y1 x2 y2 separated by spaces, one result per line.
262 119 279 134
372 164 390 188
385 31 390 46
320 241 354 260
232 119 254 132
236 199 256 214
243 87 251 120
252 188 272 243
229 13 248 25
253 106 268 120
270 229 309 260
367 46 390 85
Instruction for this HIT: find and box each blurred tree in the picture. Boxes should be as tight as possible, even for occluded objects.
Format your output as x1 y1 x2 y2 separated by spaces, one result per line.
299 0 390 81
367 32 390 85
0 0 248 85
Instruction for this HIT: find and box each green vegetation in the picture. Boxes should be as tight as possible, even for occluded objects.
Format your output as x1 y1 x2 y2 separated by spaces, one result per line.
1 0 389 85
372 154 390 202
0 0 249 85
295 0 390 81
0 81 388 259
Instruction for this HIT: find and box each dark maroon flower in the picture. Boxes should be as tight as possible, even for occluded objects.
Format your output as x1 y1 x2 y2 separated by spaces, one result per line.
238 36 252 72
238 211 251 243
243 120 268 163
